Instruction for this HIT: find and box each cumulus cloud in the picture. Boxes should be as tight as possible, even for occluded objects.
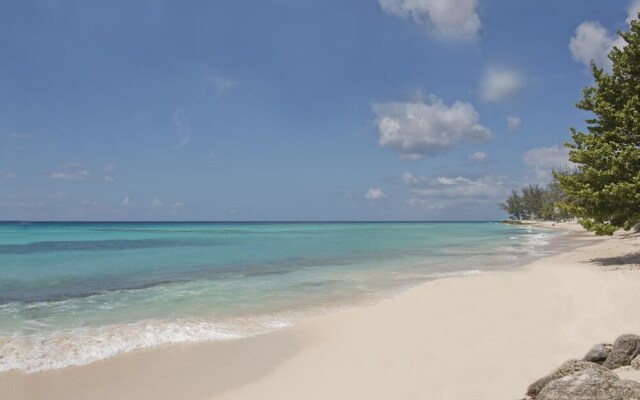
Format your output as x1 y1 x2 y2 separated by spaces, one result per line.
467 151 487 163
172 201 185 211
522 145 574 179
174 109 191 148
364 188 387 200
379 0 481 41
507 116 522 132
49 163 91 180
568 1 640 72
402 172 506 210
104 163 116 172
480 67 523 102
373 96 492 159
120 196 131 207
103 176 115 183
4 172 16 179
569 21 624 71
401 172 421 185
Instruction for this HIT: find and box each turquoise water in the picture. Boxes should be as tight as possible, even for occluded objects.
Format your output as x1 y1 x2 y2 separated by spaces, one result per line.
0 222 560 372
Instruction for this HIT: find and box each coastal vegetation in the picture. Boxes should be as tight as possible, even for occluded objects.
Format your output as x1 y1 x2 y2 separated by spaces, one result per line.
502 15 640 235
554 15 640 235
499 173 572 222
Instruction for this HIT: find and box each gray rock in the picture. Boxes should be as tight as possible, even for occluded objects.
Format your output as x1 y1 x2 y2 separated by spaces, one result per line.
536 368 619 400
604 334 640 369
526 359 610 398
612 379 640 399
537 368 640 400
632 355 640 370
583 343 613 364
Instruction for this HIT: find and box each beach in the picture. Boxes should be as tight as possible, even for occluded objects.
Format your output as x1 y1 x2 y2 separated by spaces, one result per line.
2 222 639 399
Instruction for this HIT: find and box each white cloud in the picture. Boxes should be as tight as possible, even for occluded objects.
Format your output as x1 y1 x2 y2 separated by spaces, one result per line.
468 151 487 162
507 116 522 132
401 172 420 185
150 196 164 209
379 0 481 41
49 163 91 180
628 0 640 24
120 196 131 207
174 109 191 148
569 21 624 71
402 172 506 210
569 1 640 72
11 133 33 140
103 176 115 182
373 96 492 159
4 172 16 179
49 172 84 180
364 188 387 200
104 163 116 172
480 67 523 102
172 201 185 211
522 145 574 179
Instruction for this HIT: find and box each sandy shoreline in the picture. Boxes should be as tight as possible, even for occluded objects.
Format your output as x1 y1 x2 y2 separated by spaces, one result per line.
2 223 640 399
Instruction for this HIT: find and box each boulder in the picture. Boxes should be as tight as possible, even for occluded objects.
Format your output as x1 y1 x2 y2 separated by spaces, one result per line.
604 334 640 369
526 360 609 398
536 368 618 400
613 379 640 398
583 343 613 364
537 368 640 400
632 355 640 370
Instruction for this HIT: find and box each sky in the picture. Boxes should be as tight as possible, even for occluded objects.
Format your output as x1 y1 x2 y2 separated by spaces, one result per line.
0 0 637 221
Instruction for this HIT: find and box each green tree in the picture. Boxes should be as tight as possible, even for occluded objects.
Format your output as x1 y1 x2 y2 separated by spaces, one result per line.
555 16 640 235
521 184 545 220
541 169 574 221
500 188 525 220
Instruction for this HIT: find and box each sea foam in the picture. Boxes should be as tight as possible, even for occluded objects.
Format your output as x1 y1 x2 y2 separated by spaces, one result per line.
0 316 296 372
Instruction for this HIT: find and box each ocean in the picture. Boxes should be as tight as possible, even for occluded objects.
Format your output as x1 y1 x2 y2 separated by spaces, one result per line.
0 221 562 372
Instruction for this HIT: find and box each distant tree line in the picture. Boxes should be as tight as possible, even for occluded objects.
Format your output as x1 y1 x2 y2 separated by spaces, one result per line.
499 172 573 222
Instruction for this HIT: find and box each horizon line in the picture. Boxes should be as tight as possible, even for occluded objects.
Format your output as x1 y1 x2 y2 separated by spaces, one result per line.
0 220 502 224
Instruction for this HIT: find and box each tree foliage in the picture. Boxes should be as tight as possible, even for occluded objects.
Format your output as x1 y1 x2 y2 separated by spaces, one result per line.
500 174 573 221
500 188 525 220
555 16 640 235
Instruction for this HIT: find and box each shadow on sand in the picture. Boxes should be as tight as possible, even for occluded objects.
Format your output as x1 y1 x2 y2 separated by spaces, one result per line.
588 252 640 268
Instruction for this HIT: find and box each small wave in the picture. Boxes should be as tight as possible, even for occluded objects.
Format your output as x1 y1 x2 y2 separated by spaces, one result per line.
522 233 553 249
0 316 293 373
426 269 483 278
400 269 483 281
496 245 538 255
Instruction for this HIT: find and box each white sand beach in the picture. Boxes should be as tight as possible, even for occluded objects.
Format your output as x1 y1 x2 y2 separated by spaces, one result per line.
2 223 640 400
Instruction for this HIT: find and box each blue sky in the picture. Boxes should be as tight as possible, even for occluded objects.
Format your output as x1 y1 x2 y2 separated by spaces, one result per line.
0 0 636 221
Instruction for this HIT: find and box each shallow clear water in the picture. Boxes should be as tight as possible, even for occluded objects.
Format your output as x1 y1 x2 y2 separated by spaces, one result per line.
0 221 561 372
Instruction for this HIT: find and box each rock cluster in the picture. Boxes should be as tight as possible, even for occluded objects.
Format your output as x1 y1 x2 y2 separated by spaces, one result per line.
524 334 640 399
